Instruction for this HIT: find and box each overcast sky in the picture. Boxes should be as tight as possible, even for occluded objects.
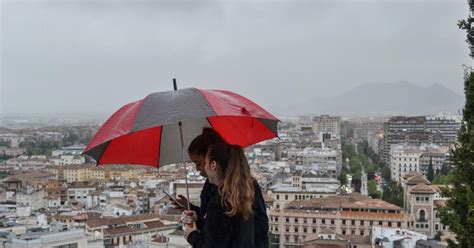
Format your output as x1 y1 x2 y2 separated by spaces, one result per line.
1 0 471 116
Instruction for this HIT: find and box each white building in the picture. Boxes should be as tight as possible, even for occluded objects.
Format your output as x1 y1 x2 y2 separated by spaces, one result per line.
312 115 341 139
390 144 422 183
371 226 427 248
295 147 340 176
5 229 88 248
390 144 450 183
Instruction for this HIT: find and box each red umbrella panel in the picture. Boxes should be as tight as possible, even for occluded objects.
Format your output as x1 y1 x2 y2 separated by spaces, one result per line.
82 88 279 167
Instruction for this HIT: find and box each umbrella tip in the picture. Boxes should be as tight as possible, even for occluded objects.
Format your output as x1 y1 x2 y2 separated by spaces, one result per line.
173 78 177 91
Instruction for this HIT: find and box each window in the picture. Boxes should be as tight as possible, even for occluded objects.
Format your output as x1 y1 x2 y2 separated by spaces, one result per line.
285 195 288 200
342 229 346 235
419 209 426 221
294 227 298 233
351 220 355 225
360 230 364 236
286 226 289 232
295 218 299 223
303 228 307 233
304 218 307 224
313 219 316 224
379 221 382 226
360 220 364 225
322 219 325 224
276 195 280 200
342 220 346 225
275 217 279 222
312 228 316 233
397 222 401 227
331 219 335 225
435 224 439 230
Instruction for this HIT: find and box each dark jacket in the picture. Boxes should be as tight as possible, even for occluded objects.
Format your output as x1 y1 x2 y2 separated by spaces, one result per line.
190 179 269 248
187 192 255 248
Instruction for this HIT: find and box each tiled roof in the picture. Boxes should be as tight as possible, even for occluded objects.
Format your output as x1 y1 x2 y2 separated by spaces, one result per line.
405 174 430 185
144 220 165 229
286 192 402 211
409 183 436 194
104 226 133 236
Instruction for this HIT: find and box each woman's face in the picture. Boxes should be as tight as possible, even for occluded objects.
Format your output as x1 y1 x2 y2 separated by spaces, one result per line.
203 155 221 185
189 153 207 178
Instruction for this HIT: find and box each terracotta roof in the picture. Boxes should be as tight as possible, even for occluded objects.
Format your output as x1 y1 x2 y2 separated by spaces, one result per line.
104 226 133 236
143 220 165 229
286 192 402 211
86 213 162 229
405 174 430 185
403 171 422 179
409 183 436 194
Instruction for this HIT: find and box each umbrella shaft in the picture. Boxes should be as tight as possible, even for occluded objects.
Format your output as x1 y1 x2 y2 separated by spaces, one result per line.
179 121 191 210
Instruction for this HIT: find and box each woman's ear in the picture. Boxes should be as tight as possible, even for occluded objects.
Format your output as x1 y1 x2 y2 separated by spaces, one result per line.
210 160 217 171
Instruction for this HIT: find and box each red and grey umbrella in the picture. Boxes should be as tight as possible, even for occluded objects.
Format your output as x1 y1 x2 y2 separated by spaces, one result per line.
82 86 279 167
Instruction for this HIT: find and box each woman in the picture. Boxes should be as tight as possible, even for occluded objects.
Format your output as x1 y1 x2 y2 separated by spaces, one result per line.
175 128 269 248
183 141 256 248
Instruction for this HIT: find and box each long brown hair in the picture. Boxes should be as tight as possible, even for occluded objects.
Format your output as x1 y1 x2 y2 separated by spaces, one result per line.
207 143 255 219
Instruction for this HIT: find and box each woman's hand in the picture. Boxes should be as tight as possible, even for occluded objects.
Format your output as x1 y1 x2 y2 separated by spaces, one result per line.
172 195 189 211
183 210 198 239
182 209 197 224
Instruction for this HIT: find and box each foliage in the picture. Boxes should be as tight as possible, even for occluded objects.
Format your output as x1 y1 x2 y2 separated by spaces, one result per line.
438 69 474 246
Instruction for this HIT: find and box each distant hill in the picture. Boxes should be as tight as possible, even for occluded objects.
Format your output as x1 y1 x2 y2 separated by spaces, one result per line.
273 81 464 117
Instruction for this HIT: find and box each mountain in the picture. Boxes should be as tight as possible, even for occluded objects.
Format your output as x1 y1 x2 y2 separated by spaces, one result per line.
273 81 464 117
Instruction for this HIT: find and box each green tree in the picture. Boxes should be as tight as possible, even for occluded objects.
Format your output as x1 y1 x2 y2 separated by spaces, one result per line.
382 181 403 207
433 173 454 185
427 158 434 182
368 179 381 199
338 170 348 185
438 5 474 245
382 166 391 181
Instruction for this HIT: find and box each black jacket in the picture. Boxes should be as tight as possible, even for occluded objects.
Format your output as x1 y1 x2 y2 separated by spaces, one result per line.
190 179 269 248
187 192 255 248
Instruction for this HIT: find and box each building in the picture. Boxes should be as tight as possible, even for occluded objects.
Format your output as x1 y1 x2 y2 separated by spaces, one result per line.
268 172 341 210
381 116 460 165
269 192 410 247
295 147 340 176
4 228 88 248
371 226 428 248
390 144 422 183
402 172 452 240
85 213 178 247
312 115 341 139
390 144 450 183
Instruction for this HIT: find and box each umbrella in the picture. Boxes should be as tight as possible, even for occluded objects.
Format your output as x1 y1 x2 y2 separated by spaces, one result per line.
82 80 279 207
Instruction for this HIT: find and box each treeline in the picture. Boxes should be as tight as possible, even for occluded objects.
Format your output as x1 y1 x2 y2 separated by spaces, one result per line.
341 140 403 207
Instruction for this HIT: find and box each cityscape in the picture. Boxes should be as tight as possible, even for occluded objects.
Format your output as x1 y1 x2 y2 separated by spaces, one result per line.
2 0 474 247
0 113 464 247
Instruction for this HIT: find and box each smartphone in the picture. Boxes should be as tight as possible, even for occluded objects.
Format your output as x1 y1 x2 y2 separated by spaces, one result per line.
163 190 184 208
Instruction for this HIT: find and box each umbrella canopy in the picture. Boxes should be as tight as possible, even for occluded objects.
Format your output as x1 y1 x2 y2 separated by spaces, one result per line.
82 87 279 167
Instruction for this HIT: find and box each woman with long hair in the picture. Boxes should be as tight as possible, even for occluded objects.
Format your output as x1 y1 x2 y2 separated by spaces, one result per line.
183 141 256 248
